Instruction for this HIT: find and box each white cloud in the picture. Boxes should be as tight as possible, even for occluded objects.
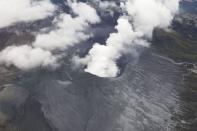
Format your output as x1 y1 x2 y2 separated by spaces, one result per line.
33 2 100 51
71 2 101 24
0 1 100 70
0 0 180 77
98 1 119 16
76 18 145 77
0 0 56 28
76 0 180 77
0 45 58 70
125 0 178 37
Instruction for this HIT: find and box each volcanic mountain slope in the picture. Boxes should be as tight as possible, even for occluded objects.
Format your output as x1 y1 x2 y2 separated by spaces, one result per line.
0 0 197 131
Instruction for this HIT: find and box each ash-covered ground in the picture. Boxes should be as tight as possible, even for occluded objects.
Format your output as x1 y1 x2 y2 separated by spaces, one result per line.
0 0 197 131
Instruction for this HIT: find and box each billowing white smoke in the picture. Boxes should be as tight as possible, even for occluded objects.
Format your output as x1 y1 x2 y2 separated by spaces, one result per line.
0 1 100 70
0 0 180 76
0 0 56 28
74 18 145 77
75 0 180 77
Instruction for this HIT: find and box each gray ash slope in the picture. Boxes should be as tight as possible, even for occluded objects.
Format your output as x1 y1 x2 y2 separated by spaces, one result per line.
0 0 197 131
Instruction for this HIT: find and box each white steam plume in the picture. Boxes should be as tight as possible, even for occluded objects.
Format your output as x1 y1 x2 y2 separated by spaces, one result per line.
75 0 180 77
0 1 100 70
0 0 56 28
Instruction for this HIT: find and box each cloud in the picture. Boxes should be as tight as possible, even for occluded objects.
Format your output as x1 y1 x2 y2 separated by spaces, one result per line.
125 0 179 37
0 0 56 28
98 1 120 16
75 17 147 77
33 2 100 51
0 45 57 70
75 0 180 77
0 1 100 70
88 0 121 16
0 0 180 77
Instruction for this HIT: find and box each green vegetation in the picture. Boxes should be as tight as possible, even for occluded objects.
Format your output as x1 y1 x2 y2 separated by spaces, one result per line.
152 29 197 62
